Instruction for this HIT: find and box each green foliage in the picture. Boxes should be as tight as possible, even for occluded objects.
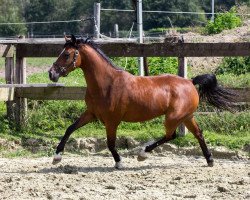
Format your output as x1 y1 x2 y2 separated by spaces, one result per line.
147 27 203 35
0 0 247 36
148 57 178 75
196 112 250 134
143 0 207 29
173 131 250 150
205 7 242 34
0 0 27 36
24 0 74 35
111 57 178 75
216 73 250 88
215 57 250 76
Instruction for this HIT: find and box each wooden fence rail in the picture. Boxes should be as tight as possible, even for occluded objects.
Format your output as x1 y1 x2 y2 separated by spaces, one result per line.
0 85 249 102
1 42 249 57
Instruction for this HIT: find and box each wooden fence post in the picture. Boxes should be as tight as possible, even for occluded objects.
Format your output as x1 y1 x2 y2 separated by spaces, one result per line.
14 54 27 128
5 54 15 124
178 57 188 136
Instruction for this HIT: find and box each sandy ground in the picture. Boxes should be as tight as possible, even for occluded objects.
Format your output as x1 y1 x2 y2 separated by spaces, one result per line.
0 153 249 200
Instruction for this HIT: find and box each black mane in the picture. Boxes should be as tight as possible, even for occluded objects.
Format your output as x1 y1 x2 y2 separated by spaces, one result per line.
65 37 123 71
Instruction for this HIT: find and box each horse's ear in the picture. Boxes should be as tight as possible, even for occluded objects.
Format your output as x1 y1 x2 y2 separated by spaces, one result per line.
71 34 77 45
64 35 70 42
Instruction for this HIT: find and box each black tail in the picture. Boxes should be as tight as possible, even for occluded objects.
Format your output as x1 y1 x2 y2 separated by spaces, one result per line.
192 74 238 112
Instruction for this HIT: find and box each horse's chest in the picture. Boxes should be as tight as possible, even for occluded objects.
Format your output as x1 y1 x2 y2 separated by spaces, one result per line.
85 93 117 117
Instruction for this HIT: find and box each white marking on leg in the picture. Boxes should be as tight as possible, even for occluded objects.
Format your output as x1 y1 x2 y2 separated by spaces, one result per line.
52 153 62 165
137 140 155 161
114 161 123 169
144 140 155 147
137 147 148 161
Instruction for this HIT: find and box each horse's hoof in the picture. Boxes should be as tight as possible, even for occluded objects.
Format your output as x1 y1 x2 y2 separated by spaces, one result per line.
114 161 123 169
207 161 214 167
207 156 214 167
52 153 62 165
137 148 149 162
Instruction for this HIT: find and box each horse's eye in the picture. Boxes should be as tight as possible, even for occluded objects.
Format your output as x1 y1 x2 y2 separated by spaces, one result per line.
65 53 70 59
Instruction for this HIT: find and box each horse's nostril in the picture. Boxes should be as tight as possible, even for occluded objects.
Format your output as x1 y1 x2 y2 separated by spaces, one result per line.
49 71 52 79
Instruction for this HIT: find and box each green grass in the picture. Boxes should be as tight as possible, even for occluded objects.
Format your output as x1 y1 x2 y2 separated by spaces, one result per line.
173 131 250 150
216 73 250 88
27 69 86 86
0 96 249 152
26 57 56 68
0 57 55 69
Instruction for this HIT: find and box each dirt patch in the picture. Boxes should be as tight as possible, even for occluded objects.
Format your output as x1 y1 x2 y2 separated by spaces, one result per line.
184 20 250 75
0 153 249 200
1 137 248 160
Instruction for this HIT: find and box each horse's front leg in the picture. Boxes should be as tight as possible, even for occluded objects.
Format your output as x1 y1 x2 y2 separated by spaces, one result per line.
105 123 122 169
52 110 96 164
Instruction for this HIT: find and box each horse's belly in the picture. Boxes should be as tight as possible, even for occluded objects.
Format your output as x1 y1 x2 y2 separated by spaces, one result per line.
122 105 167 122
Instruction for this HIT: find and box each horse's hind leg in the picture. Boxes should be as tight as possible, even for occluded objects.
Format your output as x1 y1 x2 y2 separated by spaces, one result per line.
184 116 214 167
138 116 178 161
137 131 177 161
52 110 96 164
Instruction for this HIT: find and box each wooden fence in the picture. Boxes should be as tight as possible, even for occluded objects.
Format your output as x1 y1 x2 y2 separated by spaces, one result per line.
0 39 250 131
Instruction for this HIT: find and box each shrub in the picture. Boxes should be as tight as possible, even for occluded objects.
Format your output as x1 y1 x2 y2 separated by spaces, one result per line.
215 57 250 75
205 7 242 34
111 57 178 75
148 57 178 75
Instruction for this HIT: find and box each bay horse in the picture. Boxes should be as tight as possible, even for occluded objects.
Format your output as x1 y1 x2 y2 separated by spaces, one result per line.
48 35 237 169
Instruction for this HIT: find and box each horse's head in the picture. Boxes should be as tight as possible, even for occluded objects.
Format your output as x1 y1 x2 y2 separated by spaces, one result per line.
49 35 81 82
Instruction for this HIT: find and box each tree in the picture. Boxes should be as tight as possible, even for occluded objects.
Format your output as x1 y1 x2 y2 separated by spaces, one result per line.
69 0 134 36
68 0 96 35
24 0 74 36
143 0 207 29
0 0 27 37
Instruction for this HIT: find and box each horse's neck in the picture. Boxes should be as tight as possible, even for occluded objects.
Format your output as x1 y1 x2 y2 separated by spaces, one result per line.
80 45 116 93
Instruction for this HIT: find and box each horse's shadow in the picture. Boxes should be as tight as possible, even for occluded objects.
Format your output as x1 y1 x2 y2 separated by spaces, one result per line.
0 163 209 175
38 164 177 174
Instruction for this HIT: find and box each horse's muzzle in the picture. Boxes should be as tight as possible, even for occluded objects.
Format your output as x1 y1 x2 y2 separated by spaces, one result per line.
48 68 60 82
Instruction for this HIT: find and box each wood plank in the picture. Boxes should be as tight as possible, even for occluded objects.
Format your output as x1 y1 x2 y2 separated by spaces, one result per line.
15 42 250 58
14 55 28 127
0 85 248 102
5 57 15 123
15 86 86 100
0 83 65 88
